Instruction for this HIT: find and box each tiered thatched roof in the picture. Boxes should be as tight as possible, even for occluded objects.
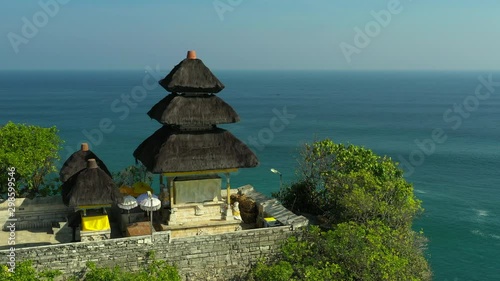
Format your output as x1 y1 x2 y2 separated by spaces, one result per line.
147 94 239 125
59 143 111 182
134 50 259 174
62 159 122 206
133 127 258 173
159 55 224 94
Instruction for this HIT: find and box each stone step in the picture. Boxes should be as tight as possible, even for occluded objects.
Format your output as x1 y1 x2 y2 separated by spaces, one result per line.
5 220 53 231
51 221 72 236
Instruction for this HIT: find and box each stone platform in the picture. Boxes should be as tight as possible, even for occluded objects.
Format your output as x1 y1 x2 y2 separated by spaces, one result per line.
162 219 244 238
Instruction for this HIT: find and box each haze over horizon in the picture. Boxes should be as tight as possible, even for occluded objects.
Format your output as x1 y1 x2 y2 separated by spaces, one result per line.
1 0 500 71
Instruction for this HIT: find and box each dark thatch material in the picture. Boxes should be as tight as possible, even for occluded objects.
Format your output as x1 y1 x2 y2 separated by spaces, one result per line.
60 150 112 183
62 162 122 207
159 58 225 94
133 126 259 173
147 93 240 125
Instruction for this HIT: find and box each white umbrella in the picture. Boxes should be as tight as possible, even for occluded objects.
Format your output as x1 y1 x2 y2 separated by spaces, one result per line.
139 191 161 237
140 197 161 211
119 195 138 210
136 192 158 205
118 195 138 224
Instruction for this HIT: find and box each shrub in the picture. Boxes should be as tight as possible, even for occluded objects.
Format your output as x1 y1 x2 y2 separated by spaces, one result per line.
0 260 61 281
275 139 422 229
251 223 430 281
1 256 181 281
0 122 63 198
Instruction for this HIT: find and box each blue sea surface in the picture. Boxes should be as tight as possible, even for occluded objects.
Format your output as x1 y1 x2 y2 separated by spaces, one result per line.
1 70 500 280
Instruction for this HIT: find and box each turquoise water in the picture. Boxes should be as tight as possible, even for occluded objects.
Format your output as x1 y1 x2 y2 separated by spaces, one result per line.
1 70 500 280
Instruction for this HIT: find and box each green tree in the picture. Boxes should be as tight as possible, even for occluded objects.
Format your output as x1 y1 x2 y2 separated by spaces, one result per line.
275 139 422 228
251 223 430 281
113 164 153 187
0 122 63 198
77 259 181 281
0 255 181 281
254 139 431 280
0 260 61 280
251 260 295 281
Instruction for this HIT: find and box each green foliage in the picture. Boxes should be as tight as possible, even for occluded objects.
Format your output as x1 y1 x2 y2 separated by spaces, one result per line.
0 122 63 198
81 262 123 281
329 221 430 280
35 176 62 197
81 259 181 281
275 139 422 228
112 164 153 187
251 223 430 281
0 260 61 281
1 257 180 281
273 180 321 216
263 139 432 280
252 260 294 281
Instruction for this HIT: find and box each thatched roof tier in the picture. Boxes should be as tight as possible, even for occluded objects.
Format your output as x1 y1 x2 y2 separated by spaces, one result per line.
59 143 112 183
159 51 224 94
133 126 259 173
147 93 240 125
62 159 122 207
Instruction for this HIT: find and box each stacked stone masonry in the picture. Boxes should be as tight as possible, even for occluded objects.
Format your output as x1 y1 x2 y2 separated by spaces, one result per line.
0 185 308 280
0 226 294 280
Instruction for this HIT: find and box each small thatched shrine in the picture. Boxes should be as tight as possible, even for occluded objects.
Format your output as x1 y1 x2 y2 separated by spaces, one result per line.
60 143 112 183
134 50 258 234
61 155 121 242
62 159 121 208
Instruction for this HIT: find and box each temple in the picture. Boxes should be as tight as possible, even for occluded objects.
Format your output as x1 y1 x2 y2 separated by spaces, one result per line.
133 50 259 236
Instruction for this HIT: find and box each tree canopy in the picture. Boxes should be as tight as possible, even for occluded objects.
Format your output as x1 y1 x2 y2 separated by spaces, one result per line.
252 139 431 280
252 222 430 281
0 122 63 198
276 139 422 228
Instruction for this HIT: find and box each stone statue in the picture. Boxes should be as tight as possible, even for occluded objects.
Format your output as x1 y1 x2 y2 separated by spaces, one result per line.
159 185 170 207
232 202 242 220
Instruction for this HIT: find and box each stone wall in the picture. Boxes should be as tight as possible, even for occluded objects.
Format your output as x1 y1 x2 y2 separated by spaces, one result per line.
0 196 71 231
0 226 295 280
0 185 308 280
239 185 309 229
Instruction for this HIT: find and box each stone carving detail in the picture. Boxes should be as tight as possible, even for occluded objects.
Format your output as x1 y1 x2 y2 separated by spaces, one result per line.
80 234 108 242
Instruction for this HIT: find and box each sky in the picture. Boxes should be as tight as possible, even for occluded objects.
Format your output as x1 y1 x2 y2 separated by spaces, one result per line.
1 0 499 70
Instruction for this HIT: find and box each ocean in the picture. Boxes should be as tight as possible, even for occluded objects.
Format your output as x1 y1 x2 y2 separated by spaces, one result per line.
1 70 499 280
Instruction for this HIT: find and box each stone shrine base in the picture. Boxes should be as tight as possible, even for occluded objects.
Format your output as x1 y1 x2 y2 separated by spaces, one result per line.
161 219 247 238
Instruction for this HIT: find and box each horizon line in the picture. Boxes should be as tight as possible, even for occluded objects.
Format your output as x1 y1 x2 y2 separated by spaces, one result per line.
1 68 500 72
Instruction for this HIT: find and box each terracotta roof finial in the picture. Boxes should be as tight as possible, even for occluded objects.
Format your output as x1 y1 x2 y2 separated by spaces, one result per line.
81 143 89 152
87 159 98 169
187 50 196 59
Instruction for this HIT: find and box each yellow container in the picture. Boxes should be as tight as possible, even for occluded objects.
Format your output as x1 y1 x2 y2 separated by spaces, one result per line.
81 215 110 231
264 217 282 227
